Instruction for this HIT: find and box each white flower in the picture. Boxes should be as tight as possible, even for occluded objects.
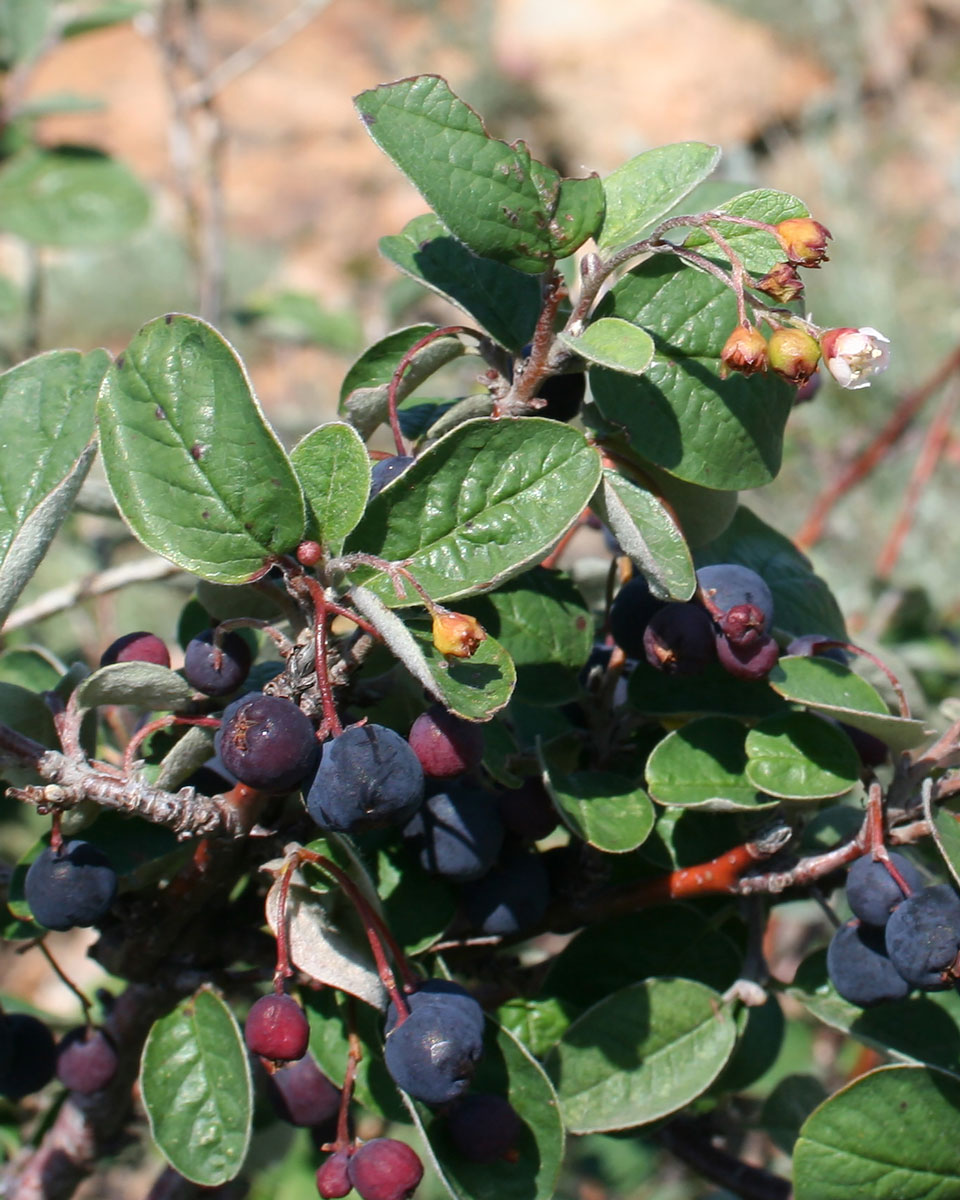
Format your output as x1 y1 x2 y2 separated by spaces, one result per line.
820 326 891 390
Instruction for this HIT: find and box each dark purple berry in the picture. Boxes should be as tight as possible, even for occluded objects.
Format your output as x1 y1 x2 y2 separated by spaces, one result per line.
846 853 924 927
533 370 585 423
384 979 485 1042
715 630 780 681
306 723 424 833
696 564 774 632
100 631 170 669
403 785 504 882
316 1150 353 1198
56 1026 118 1094
408 705 484 779
369 456 414 499
347 1138 424 1200
269 1055 341 1126
25 840 117 931
827 921 910 1007
460 850 551 936
385 990 484 1105
497 777 558 841
0 1014 57 1099
643 603 716 675
446 1093 523 1163
245 993 310 1062
216 693 318 793
184 628 252 696
609 576 666 659
885 885 960 990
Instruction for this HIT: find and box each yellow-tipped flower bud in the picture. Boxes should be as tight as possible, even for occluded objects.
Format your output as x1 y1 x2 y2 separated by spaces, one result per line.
432 610 486 659
775 217 832 268
767 328 821 385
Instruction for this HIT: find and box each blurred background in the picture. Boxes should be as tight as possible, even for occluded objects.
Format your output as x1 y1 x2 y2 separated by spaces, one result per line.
1 2 959 1196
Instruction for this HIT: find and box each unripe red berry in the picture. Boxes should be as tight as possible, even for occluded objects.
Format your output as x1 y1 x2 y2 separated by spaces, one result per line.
720 324 768 377
56 1026 118 1094
316 1150 353 1198
348 1139 423 1200
100 631 170 669
767 328 821 385
244 993 309 1063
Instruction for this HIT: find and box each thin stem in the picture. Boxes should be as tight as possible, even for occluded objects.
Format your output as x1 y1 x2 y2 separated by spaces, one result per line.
273 856 298 991
385 325 475 454
658 1116 790 1200
498 269 563 413
215 616 295 657
32 940 93 1021
122 715 220 775
301 577 343 738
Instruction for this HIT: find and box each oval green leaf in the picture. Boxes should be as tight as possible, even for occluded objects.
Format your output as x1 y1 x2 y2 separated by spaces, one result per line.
744 711 859 801
547 978 737 1133
589 255 793 489
140 987 252 1187
72 661 196 712
0 348 109 627
355 75 603 272
343 417 602 606
597 142 721 255
769 657 929 753
558 318 654 376
793 1066 960 1200
592 469 696 601
646 716 778 810
291 421 370 552
379 213 541 351
540 758 655 853
0 147 149 245
98 315 305 584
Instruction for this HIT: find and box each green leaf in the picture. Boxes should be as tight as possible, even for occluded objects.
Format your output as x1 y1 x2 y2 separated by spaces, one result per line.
597 142 721 255
17 93 106 118
140 987 252 1186
234 290 361 353
350 589 516 721
683 188 808 275
557 318 654 376
744 712 859 801
0 147 149 245
926 793 960 891
695 506 846 639
628 457 739 549
627 657 788 720
0 682 57 784
376 843 456 954
458 567 593 705
343 417 602 606
789 947 960 1078
592 469 696 601
72 661 196 712
540 758 655 853
339 323 466 439
769 657 929 753
412 1018 566 1200
0 348 108 626
290 421 370 552
379 213 541 351
646 717 778 810
760 1075 828 1154
0 0 51 64
496 996 573 1059
589 255 793 489
61 1 145 37
793 1066 960 1200
98 315 306 584
356 76 603 273
716 993 785 1094
547 978 736 1133
0 646 63 692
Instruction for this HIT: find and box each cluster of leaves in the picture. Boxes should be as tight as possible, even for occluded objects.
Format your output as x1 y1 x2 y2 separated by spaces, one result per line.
1 71 959 1200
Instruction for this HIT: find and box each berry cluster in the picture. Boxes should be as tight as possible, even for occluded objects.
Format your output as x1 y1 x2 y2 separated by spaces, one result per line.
827 853 960 1006
0 1012 117 1102
610 562 781 682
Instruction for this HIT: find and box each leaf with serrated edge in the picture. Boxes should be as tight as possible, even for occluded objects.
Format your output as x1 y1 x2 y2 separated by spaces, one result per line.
73 661 196 712
343 418 602 606
589 256 793 489
768 657 929 753
290 421 370 551
264 864 385 1009
744 712 859 801
140 987 251 1186
547 978 736 1133
0 348 108 627
379 214 541 351
793 1066 960 1200
592 469 695 601
355 75 603 273
558 318 654 377
403 1016 566 1200
597 142 721 255
98 315 305 583
646 717 778 810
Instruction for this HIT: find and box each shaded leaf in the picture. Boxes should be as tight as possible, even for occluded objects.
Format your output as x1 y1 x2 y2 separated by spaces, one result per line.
557 318 654 376
761 1075 828 1154
627 656 788 719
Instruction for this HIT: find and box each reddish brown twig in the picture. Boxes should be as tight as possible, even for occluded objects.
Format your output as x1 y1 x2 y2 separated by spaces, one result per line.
122 715 220 775
385 325 473 455
796 343 960 550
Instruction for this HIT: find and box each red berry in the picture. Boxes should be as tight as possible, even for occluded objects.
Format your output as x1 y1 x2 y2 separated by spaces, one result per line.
297 540 323 567
408 705 484 779
244 994 309 1062
56 1026 118 1094
100 631 170 669
348 1139 423 1200
316 1150 353 1198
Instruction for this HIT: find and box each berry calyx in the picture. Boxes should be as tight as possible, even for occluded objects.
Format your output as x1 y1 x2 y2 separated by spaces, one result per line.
755 261 805 303
642 603 716 676
245 993 310 1062
216 692 318 793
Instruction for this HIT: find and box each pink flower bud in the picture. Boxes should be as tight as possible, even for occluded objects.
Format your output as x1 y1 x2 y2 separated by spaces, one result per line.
767 328 821 385
775 218 832 267
720 324 768 377
819 326 891 390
